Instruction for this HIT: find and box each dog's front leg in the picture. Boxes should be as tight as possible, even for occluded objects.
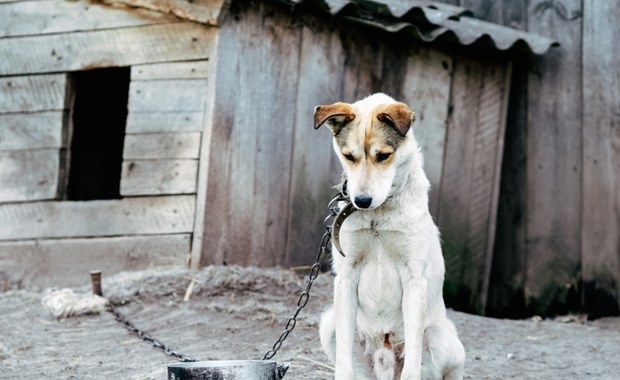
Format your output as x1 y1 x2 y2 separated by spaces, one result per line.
333 271 359 379
399 267 427 380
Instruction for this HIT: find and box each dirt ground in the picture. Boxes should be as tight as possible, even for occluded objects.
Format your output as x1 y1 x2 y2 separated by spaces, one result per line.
1 265 619 379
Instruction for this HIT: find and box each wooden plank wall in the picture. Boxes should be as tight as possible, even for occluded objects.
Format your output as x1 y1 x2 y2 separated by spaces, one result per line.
455 0 620 317
0 0 216 76
0 0 218 289
439 57 511 314
199 0 511 313
0 74 68 203
121 61 208 196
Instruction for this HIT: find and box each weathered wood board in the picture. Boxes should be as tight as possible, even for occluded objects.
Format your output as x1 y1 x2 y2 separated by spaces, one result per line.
123 133 201 159
400 46 453 216
102 0 228 26
0 195 195 240
0 0 173 38
581 0 620 316
0 23 217 76
438 56 511 314
131 60 210 80
0 74 67 113
120 159 198 196
202 2 301 267
524 0 583 315
128 79 208 113
0 111 65 151
284 23 345 267
0 149 60 203
125 111 205 133
0 234 190 289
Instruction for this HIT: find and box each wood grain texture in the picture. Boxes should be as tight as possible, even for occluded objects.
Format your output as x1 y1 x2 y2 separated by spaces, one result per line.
0 0 173 38
477 0 530 318
0 23 217 76
125 111 205 133
581 0 620 316
0 234 190 289
0 195 195 240
128 79 208 113
120 159 198 196
131 60 210 80
462 60 510 314
525 0 582 315
439 56 484 312
284 22 345 267
0 149 59 202
400 46 452 216
438 56 511 314
101 0 228 26
123 133 201 159
0 111 65 151
0 74 66 113
201 2 301 267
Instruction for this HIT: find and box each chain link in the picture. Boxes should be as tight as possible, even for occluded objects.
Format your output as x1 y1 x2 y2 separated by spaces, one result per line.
263 191 348 360
107 304 199 362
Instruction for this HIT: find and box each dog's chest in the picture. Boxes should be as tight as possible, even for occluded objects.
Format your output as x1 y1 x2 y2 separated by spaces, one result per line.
344 225 408 333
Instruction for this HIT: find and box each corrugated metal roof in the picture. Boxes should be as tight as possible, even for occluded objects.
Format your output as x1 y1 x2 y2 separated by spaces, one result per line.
275 0 558 54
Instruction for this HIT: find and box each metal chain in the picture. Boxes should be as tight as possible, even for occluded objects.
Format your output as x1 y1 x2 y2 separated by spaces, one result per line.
106 188 350 364
262 191 348 360
107 304 199 362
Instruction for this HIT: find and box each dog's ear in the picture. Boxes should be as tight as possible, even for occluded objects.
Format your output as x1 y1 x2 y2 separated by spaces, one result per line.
313 102 355 135
376 102 416 137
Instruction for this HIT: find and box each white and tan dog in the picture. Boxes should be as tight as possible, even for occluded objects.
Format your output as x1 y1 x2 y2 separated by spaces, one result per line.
314 93 465 380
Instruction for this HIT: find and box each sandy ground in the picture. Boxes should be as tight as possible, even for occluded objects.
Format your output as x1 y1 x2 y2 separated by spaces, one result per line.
1 265 619 379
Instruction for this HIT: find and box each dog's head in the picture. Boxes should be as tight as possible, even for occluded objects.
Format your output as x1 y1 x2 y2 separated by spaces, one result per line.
314 93 416 210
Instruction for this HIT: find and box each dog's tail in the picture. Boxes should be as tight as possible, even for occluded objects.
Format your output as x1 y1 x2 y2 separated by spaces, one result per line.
373 345 397 380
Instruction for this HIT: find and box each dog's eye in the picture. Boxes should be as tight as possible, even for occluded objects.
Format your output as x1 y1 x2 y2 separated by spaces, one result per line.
343 153 355 162
376 152 392 163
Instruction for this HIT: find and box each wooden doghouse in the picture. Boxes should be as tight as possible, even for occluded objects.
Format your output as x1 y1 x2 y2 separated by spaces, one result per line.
0 0 555 314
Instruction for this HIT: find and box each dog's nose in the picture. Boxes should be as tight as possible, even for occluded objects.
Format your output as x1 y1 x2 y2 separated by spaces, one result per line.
354 195 373 209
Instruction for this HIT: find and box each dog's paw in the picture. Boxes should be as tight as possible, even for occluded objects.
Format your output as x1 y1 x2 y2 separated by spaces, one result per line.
400 371 422 380
334 369 355 380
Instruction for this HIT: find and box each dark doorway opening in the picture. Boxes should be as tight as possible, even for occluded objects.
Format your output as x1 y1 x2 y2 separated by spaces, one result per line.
66 67 130 200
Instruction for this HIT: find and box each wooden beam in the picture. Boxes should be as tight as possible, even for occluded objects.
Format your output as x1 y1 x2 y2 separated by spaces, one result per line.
438 56 511 314
101 0 229 26
123 132 201 159
0 111 65 151
0 234 190 289
201 2 301 267
581 0 620 316
0 23 217 76
524 0 582 315
400 46 452 216
0 149 60 202
0 74 67 113
284 23 345 268
0 195 195 240
120 159 198 196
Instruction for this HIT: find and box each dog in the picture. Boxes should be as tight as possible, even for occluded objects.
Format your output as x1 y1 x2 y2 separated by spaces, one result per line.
314 93 465 380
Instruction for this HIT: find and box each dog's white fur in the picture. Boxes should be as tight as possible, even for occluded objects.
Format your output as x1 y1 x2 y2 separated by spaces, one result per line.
316 93 465 380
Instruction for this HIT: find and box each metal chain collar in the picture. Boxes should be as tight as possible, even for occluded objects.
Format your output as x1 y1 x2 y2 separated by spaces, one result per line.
263 189 350 360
